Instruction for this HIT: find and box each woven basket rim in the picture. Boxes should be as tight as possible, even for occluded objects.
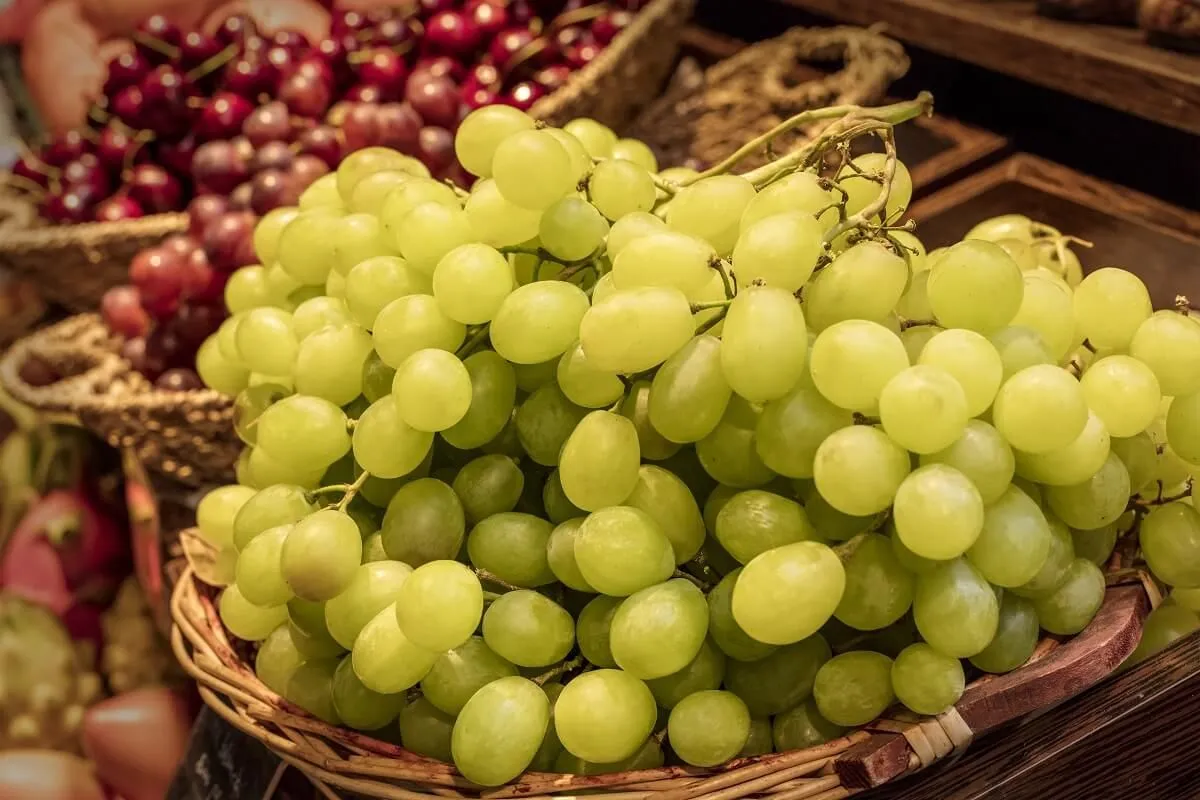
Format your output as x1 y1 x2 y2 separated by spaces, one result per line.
0 188 188 253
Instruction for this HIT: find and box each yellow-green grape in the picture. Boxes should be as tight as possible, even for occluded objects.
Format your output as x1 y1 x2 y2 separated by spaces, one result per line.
753 387 847 481
1071 517 1122 567
1009 271 1074 361
621 380 683 461
281 510 362 602
492 129 574 210
245 447 322 490
610 579 709 679
428 244 513 325
399 696 455 760
715 490 816 565
324 562 413 650
896 273 933 325
879 365 969 455
395 203 475 276
331 657 404 731
706 568 776 662
452 454 524 524
920 421 1014 505
588 158 657 220
696 397 776 489
992 364 1088 454
991 326 1054 380
804 242 909 331
667 175 758 256
772 700 846 752
515 383 587 466
1013 411 1110 488
421 636 518 716
624 465 706 564
1079 355 1161 438
325 268 346 299
611 231 714 296
813 651 895 727
254 395 350 468
576 595 621 667
893 464 984 560
1033 558 1105 635
395 561 482 652
1112 433 1158 494
913 558 999 658
1073 267 1153 350
545 518 593 591
284 659 341 724
463 179 541 248
810 320 909 412
299 173 341 211
667 691 751 767
970 592 1040 674
813 426 911 517
467 512 555 587
649 334 732 444
966 484 1052 588
293 323 372 407
219 585 288 641
235 307 297 376
380 178 460 240
1140 503 1200 588
1044 453 1131 530
721 286 808 404
731 211 823 292
838 153 913 220
381 478 465 567
335 147 424 199
610 137 658 171
353 397 434 479
740 172 833 230
1130 311 1200 396
232 484 315 551
606 211 666 260
490 280 589 364
1125 604 1200 668
225 266 274 313
556 341 623 409
724 635 830 717
1166 391 1200 465
563 118 617 158
732 541 845 645
352 603 438 693
555 668 656 763
558 411 641 511
235 524 293 607
964 213 1043 244
836 533 915 631
255 625 305 695
451 676 549 785
197 485 256 550
442 351 517 450
277 210 342 285
574 506 674 596
645 638 726 709
332 212 395 275
481 590 574 667
292 296 350 341
580 287 695 374
539 197 609 263
254 207 300 265
544 128 590 184
916 328 1003 417
391 349 472 433
454 105 535 177
926 240 1024 334
346 169 410 214
1012 514 1075 598
347 256 430 331
891 644 965 715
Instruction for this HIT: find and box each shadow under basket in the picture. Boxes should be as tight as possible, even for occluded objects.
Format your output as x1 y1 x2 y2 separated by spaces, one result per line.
0 314 237 487
171 556 1152 800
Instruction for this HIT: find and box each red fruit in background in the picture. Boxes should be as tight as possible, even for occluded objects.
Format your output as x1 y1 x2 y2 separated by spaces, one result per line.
138 66 194 139
376 103 422 153
294 55 335 86
372 16 419 50
504 79 545 111
331 9 369 35
224 55 275 99
296 124 343 168
156 134 197 176
228 182 254 211
263 44 296 90
187 194 229 238
126 164 183 214
414 54 467 83
96 125 137 172
243 101 292 146
341 103 381 152
425 11 482 56
82 688 195 800
418 126 455 174
280 69 333 118
192 140 249 195
135 14 183 55
156 368 205 391
179 30 224 70
407 72 461 130
181 249 228 304
213 12 258 46
507 0 539 24
565 40 602 69
592 9 633 44
104 49 152 97
272 29 309 52
290 154 331 191
94 195 144 222
62 155 111 197
466 0 510 40
162 234 197 259
196 92 255 140
0 751 107 800
40 130 89 167
120 337 150 376
144 326 187 375
357 48 408 100
101 286 149 338
251 141 295 173
41 183 99 223
203 211 258 272
417 0 458 16
11 155 53 189
110 85 146 129
250 169 300 215
171 301 224 347
129 248 184 318
343 83 384 104
314 35 355 85
490 27 538 72
534 63 572 91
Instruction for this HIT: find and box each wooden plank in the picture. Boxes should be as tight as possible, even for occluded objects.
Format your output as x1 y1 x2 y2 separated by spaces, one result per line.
773 0 1200 135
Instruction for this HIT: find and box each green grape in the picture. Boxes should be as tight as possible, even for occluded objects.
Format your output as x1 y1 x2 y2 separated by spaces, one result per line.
372 294 466 369
1174 587 1200 612
989 326 1054 380
606 212 666 261
556 340 623 409
574 506 675 596
490 280 590 364
610 137 657 171
219 585 288 641
545 129 591 184
379 477 465 567
740 172 833 230
696 397 776 489
1012 514 1075 598
463 179 541 248
225 266 275 314
813 426 911 517
970 593 1040 673
336 148 426 199
286 601 338 657
610 579 709 679
467 512 555 587
965 484 1051 588
1125 605 1200 668
897 278 934 333
621 380 682 461
773 700 846 752
580 286 694 375
324 562 412 650
668 175 757 255
645 638 726 709
721 286 808 403
920 420 1015 504
538 197 608 263
363 534 388 563
1010 272 1075 361
926 240 1023 334
352 604 438 693
443 351 518 450
197 485 256 550
731 211 823 292
392 349 473 433
451 676 549 785
513 358 559 392
452 455 524 523
544 518 592 591
563 118 618 158
732 542 844 645
397 204 476 276
1072 519 1121 567
836 533 915 631
278 210 342 285
1033 558 1105 635
576 595 621 667
889 527 944 575
913 558 999 658
235 524 293 607
755 386 851 480
292 296 351 341
587 158 657 220
690 267 729 332
299 173 342 211
723 635 830 716
1073 267 1153 350
624 465 706 564
331 656 405 731
1130 311 1200 396
235 307 297 376
515 383 588 466
353 397 434 479
421 637 518 716
558 411 641 511
879 365 969 455
543 470 586 524
395 561 482 652
1166 391 1200 465
431 243 514 325
399 696 455 762
667 691 750 767
285 659 341 724
804 242 908 331
707 568 777 662
1044 453 1131 530
256 625 306 695
455 106 536 177
917 328 1003 417
610 231 714 296
293 323 373 407
1079 355 1161 438
555 669 656 763
215 315 247 366
838 153 912 220
281 510 362 602
492 129 574 210
1140 503 1200 588
332 212 395 275
245 447 324 490
345 255 429 331
254 207 300 265
481 590 574 667
232 484 315 551
379 177 460 238
891 643 965 715
360 354 395 405
649 335 732 444
1013 412 1111 487
553 738 663 775
347 171 412 217
964 214 1044 244
325 268 346 299
714 490 816 565
810 320 908 412
993 365 1088 454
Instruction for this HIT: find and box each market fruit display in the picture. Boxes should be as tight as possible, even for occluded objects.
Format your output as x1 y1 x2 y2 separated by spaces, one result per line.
190 96 1199 782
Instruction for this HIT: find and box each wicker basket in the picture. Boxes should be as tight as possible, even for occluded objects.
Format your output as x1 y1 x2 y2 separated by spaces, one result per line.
170 553 1152 800
0 314 237 487
625 27 909 172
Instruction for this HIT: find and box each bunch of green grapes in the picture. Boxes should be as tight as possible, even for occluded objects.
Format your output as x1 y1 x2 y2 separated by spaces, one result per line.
189 100 1200 787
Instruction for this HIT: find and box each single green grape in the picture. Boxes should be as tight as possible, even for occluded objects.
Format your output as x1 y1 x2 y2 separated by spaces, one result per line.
813 650 895 727
331 656 405 731
813 426 911 517
558 411 641 511
966 484 1052 588
1072 267 1152 350
879 365 969 455
197 485 256 550
1033 558 1106 635
398 696 455 762
732 542 845 645
324 561 413 650
917 328 1004 417
219 585 288 642
913 558 999 658
481 590 575 668
546 518 594 592
621 379 683 461
835 533 915 632
580 287 695 375
1129 311 1200 397
721 286 809 404
756 385 852 479
442 350 518 451
707 568 777 663
696 397 777 489
1080 355 1162 438
667 175 757 256
352 397 434 479
351 604 438 694
1013 412 1111 487
920 421 1015 505
714 490 817 565
667 691 751 767
554 669 657 764
432 243 514 325
557 340 624 409
281 510 362 602
731 211 823 292
235 524 293 607
772 700 846 752
926 239 1023 334
576 595 622 668
452 455 524 524
969 592 1040 674
467 512 556 588
809 319 909 413
490 280 590 365
455 106 536 177
463 179 542 248
574 506 675 596
623 465 707 564
610 579 709 680
255 624 306 696
372 293 465 369
649 334 734 444
891 643 965 715
645 638 727 709
232 484 315 552
381 478 465 567
993 364 1089 454
451 677 550 786
394 560 482 652
803 241 908 332
1044 453 1131 531
1139 503 1200 589
285 659 341 724
1011 514 1075 599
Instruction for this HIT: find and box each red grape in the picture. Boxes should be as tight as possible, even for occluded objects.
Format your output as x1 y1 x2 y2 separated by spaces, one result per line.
250 169 301 215
94 195 144 222
171 302 225 347
504 80 545 111
290 155 331 191
534 64 572 91
592 10 633 44
425 11 482 56
490 27 539 72
156 134 198 176
406 72 461 129
280 69 333 118
111 86 147 128
242 102 292 146
376 103 423 153
229 182 254 211
41 183 101 223
179 31 224 72
62 154 110 196
215 13 258 45
156 368 204 391
296 125 343 168
129 247 185 318
104 50 152 97
413 55 467 83
341 103 382 152
101 286 150 338
11 155 53 189
192 140 248 195
187 195 229 238
251 141 294 174
357 48 409 101
40 130 89 167
162 234 197 259
139 66 193 139
466 0 510 40
196 92 255 140
203 211 258 272
418 126 456 174
343 84 385 104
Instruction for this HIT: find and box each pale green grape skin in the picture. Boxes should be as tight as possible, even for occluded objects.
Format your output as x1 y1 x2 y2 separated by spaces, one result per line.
645 638 727 709
463 179 542 248
255 625 306 696
324 562 413 650
1073 267 1153 351
967 485 1052 588
285 659 341 724
715 490 817 565
1033 558 1106 635
611 231 714 296
917 328 1004 418
1174 587 1200 613
813 651 895 727
399 697 455 762
543 470 586 524
879 365 969 455
197 485 256 550
838 153 912 220
1166 391 1200 465
804 242 909 332
1011 272 1075 361
1072 519 1121 567
552 739 664 775
606 212 666 261
721 286 808 403
993 365 1088 454
558 411 641 512
336 148 427 200
372 294 466 369
926 240 1024 334
254 207 300 266
610 579 709 680
353 397 434 479
397 204 476 276
1012 514 1075 598
381 478 466 568
740 171 833 230
293 323 373 407
564 118 618 158
482 590 575 667
1125 604 1200 668
278 210 342 285
379 178 459 238
920 421 1015 505
442 351 518 451
1139 503 1200 589
540 196 609 262
722 634 831 716
731 212 824 292
891 644 965 715
467 512 556 588
1080 355 1162 438
1044 453 1131 531
576 595 622 667
580 286 695 375
232 484 315 552
707 568 776 663
624 465 707 564
394 561 482 652
546 518 594 591
490 280 590 365
456 106 536 177
649 335 733 444
990 326 1054 380
913 558 1000 658
813 426 911 517
696 397 776 489
970 593 1040 674
352 604 438 693
332 657 405 731
225 266 276 314
235 525 293 607
255 395 351 468
621 380 683 461
667 175 757 256
1129 311 1200 397
492 130 574 210
515 383 588 466
835 533 915 631
732 541 845 645
772 700 846 752
893 465 985 561
667 691 751 767
432 243 514 325
589 158 657 220
393 349 473 433
281 510 362 602
810 320 909 413
245 447 322 490
332 212 395 275
896 274 933 325
299 173 342 211
293 296 352 340
1013 412 1111 487
756 385 852 480
546 129 593 184
554 669 657 764
219 585 288 641
611 137 658 171
557 341 624 409
889 528 945 575
513 359 558 392
452 455 524 524
574 506 675 597
235 307 298 376
451 676 549 786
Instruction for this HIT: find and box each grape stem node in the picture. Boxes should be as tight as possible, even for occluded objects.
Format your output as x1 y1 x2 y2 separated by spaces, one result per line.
473 569 522 593
672 569 714 592
852 413 881 426
898 318 938 331
334 472 370 512
710 257 738 299
690 300 732 313
532 656 586 686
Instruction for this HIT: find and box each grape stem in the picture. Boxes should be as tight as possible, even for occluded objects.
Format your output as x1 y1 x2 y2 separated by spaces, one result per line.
184 43 240 83
444 180 470 199
456 325 492 359
532 656 586 686
690 300 732 313
334 472 370 512
473 569 522 593
672 569 714 592
1129 478 1193 510
695 307 729 336
1175 295 1196 314
898 317 938 330
683 550 724 587
711 257 737 299
852 413 881 426
821 127 899 245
